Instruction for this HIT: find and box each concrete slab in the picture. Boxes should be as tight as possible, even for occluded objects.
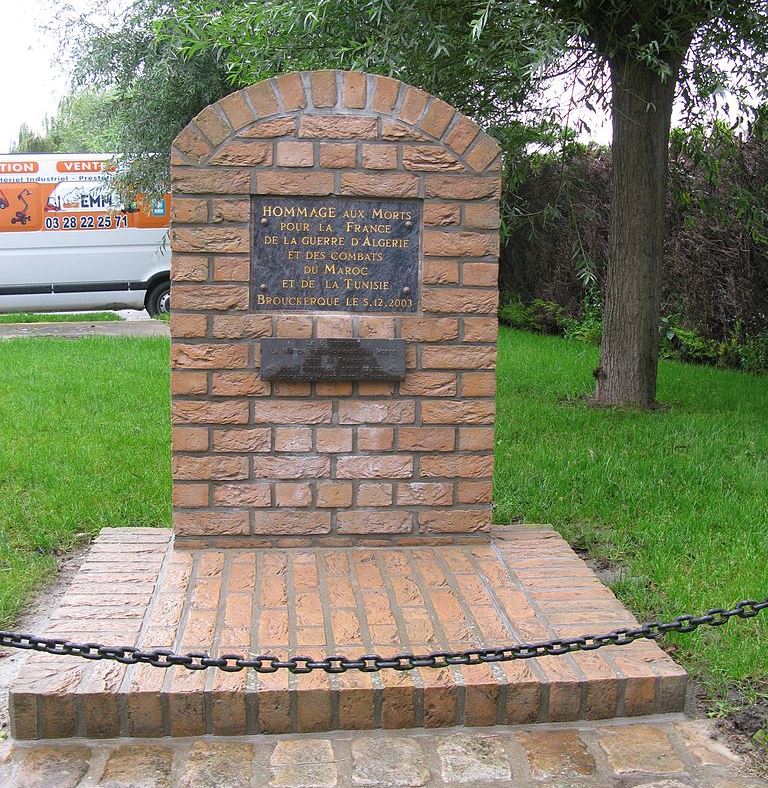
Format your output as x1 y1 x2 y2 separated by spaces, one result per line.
0 320 169 339
8 526 687 740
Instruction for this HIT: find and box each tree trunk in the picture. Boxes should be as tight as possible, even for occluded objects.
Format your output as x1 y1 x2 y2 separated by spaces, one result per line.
593 56 680 408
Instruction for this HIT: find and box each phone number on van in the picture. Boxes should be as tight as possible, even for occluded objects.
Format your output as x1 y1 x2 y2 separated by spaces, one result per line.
44 214 129 231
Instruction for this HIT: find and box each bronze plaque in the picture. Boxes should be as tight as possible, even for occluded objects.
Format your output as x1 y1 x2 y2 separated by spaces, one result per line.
251 196 420 312
260 338 406 381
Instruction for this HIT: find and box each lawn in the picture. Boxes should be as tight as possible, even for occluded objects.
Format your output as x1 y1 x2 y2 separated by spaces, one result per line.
495 328 768 687
0 329 766 692
0 338 170 623
0 312 121 324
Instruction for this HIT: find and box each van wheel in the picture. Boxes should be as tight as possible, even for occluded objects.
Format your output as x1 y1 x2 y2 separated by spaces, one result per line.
146 281 170 317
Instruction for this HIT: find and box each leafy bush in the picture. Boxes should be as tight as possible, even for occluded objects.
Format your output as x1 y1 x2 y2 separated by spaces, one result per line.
502 294 768 373
498 297 567 334
529 300 568 334
658 315 718 365
498 297 536 330
563 286 603 344
500 119 768 348
658 318 768 372
564 316 603 345
739 332 768 373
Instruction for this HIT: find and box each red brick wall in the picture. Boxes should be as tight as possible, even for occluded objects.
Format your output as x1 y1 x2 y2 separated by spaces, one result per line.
170 70 501 547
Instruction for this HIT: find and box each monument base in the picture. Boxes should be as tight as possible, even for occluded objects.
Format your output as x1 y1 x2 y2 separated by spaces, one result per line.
9 527 687 740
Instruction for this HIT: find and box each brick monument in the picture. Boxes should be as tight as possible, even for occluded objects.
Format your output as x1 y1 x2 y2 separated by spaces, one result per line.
8 72 687 741
169 70 501 547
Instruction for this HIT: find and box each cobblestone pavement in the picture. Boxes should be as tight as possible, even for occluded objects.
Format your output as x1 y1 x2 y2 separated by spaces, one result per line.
0 714 764 787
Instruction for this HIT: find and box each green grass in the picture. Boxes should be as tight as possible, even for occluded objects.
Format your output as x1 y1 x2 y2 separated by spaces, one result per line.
0 329 765 691
0 338 170 623
0 312 121 324
495 328 768 687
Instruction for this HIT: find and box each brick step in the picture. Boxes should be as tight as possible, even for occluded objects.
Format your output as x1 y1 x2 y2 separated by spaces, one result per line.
9 526 687 740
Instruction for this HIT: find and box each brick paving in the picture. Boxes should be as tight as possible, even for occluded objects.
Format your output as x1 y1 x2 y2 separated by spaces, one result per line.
1 716 764 786
9 526 686 739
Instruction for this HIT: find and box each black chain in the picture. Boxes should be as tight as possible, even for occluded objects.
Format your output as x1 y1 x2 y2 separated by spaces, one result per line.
1 597 766 674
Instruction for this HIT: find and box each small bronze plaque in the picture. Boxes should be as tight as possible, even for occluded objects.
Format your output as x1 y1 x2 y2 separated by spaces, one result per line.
251 196 420 312
260 338 406 382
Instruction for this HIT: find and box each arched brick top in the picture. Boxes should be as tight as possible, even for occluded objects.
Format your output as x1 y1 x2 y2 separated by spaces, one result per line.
172 71 501 175
169 70 502 547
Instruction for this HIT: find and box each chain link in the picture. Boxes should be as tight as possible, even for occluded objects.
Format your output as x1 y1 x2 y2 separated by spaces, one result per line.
1 597 766 674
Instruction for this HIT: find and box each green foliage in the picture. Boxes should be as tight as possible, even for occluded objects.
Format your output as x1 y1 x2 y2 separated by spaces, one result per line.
0 312 120 324
536 1 768 131
563 286 603 344
498 125 596 245
503 116 768 356
497 297 535 331
498 288 603 344
505 292 768 374
10 91 117 154
65 0 230 194
59 0 562 191
498 296 568 335
647 316 768 373
9 124 51 154
160 0 551 122
656 318 768 373
670 120 768 248
740 332 768 374
659 319 719 365
60 0 768 196
50 91 118 153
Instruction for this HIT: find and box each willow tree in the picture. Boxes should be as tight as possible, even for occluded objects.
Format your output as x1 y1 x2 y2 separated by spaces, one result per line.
63 0 230 195
71 0 768 406
529 1 768 407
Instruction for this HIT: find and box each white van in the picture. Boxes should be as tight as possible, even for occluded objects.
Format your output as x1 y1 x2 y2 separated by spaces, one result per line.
0 153 171 316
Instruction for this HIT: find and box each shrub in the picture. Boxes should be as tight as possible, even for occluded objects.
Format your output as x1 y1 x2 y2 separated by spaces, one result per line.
498 297 536 330
563 286 603 345
659 325 719 365
502 294 767 373
740 332 768 373
500 121 768 347
498 297 567 334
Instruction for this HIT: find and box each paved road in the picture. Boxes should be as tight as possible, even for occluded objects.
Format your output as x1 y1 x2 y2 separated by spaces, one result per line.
0 320 169 339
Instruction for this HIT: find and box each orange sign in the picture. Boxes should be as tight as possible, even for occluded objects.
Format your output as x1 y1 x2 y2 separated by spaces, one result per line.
0 182 169 233
0 160 39 175
55 160 110 174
